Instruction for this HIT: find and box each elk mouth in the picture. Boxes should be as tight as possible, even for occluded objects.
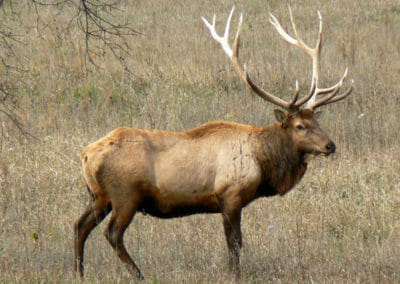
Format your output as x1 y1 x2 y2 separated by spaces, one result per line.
313 141 336 157
312 151 335 158
312 149 334 157
304 147 334 163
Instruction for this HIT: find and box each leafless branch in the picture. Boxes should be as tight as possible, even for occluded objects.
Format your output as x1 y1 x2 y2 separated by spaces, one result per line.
32 0 140 74
0 0 140 142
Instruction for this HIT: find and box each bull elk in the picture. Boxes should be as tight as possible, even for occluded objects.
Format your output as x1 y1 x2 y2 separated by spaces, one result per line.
74 6 353 279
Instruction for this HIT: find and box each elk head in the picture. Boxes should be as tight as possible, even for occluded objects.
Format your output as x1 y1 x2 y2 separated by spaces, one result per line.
202 7 353 159
274 108 336 160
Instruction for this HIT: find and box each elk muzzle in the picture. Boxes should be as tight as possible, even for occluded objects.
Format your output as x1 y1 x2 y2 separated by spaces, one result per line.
324 141 336 155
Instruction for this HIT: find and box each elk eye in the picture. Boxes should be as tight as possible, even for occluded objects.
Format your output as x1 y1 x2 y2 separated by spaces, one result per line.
296 124 305 130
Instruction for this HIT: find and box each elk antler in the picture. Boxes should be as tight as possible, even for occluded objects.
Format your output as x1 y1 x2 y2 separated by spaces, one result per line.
269 7 353 110
202 6 353 112
202 7 299 112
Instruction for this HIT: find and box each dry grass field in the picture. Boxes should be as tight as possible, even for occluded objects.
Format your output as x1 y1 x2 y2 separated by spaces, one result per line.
0 0 399 282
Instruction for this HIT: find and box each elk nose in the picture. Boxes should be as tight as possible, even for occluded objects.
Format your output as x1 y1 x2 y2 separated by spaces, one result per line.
326 141 336 153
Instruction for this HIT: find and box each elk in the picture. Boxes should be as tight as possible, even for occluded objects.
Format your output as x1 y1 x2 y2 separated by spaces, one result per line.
74 6 353 279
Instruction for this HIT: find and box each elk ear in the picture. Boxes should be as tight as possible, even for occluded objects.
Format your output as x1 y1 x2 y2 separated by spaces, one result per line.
313 111 323 119
274 109 287 123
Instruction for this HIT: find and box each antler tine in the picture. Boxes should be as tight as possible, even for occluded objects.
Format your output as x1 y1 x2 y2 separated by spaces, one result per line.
308 75 353 109
310 85 353 109
314 68 348 95
295 76 317 107
269 8 317 56
287 80 300 108
269 13 298 46
310 82 342 109
321 84 353 105
201 7 235 57
316 11 323 52
202 7 292 110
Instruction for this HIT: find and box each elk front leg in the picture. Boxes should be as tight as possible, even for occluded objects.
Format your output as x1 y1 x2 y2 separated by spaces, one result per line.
222 204 242 278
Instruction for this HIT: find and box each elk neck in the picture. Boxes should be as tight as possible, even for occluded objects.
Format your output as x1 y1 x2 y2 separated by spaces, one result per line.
253 122 308 196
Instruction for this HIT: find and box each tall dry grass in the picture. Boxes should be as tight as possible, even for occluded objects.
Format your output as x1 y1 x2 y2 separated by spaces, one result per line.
0 0 399 282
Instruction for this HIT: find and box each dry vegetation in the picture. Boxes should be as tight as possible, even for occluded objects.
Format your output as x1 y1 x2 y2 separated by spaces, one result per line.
0 0 399 283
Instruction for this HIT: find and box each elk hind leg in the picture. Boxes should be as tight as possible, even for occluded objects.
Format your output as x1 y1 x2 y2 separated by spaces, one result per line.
74 196 111 278
104 201 144 279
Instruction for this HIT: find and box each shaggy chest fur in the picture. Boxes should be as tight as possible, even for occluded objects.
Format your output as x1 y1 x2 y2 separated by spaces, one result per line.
254 124 308 196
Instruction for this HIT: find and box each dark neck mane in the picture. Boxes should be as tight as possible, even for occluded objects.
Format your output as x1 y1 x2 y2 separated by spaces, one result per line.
254 123 307 196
